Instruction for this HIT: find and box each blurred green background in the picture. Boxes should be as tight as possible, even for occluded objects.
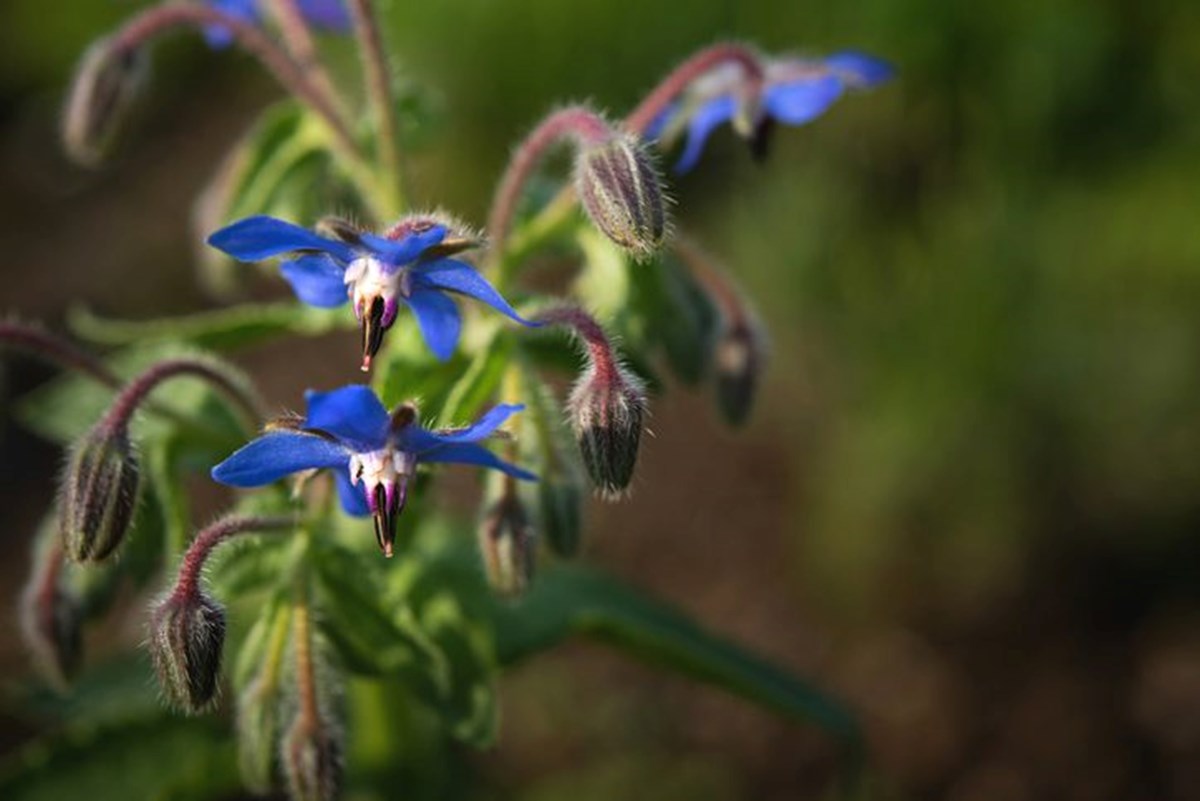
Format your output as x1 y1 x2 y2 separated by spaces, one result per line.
2 0 1199 799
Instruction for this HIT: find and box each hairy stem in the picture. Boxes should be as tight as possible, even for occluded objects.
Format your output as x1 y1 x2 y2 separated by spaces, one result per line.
265 0 343 116
625 42 764 136
0 320 120 387
347 0 404 215
109 2 363 166
534 305 618 382
486 106 613 267
671 236 748 325
101 357 263 436
172 515 294 599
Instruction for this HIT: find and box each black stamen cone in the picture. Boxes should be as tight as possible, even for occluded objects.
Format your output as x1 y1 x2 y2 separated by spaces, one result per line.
371 481 407 557
360 297 388 370
749 116 777 162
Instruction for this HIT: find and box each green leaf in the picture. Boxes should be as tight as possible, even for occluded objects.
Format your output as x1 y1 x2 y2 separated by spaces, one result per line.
629 253 720 386
67 302 347 352
436 332 511 425
491 564 861 744
373 317 467 413
416 593 499 748
0 711 239 801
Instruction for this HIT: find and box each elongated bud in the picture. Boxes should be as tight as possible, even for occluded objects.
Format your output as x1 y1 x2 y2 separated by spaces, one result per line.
62 38 145 167
518 377 585 557
575 134 668 258
714 320 766 426
149 589 227 712
537 306 648 498
283 715 343 801
60 423 141 562
19 535 82 686
479 477 537 597
570 363 647 498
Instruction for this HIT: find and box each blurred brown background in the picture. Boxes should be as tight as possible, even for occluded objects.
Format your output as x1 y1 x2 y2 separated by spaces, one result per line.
2 0 1200 799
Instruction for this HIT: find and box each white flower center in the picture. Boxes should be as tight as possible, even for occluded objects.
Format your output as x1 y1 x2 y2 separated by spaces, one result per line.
344 256 404 313
348 447 415 489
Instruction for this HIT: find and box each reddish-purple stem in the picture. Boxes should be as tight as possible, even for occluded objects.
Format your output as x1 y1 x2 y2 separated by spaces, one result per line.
108 2 357 157
536 305 618 381
625 42 765 136
101 358 262 436
172 515 293 599
0 321 120 387
486 106 614 253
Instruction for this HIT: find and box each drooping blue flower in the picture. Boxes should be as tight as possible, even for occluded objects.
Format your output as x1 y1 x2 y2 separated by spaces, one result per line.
208 214 536 368
212 385 536 556
647 51 894 173
203 0 352 49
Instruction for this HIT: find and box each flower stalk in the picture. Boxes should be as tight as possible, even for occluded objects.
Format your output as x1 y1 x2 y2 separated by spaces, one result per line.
347 0 404 215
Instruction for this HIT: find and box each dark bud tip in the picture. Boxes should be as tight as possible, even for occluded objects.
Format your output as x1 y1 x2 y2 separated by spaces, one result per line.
569 364 647 499
283 717 343 801
575 135 668 258
62 38 145 167
60 425 141 562
479 491 536 597
714 321 766 426
148 589 227 713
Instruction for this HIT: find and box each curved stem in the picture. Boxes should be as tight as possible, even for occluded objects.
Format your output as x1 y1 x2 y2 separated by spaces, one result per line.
173 514 294 599
671 236 749 325
485 106 613 270
625 42 764 136
109 2 363 166
292 581 319 729
347 0 404 216
265 0 343 116
101 357 263 436
0 320 120 387
534 304 618 382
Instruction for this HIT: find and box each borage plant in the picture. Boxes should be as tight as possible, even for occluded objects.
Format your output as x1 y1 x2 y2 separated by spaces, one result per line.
4 2 891 799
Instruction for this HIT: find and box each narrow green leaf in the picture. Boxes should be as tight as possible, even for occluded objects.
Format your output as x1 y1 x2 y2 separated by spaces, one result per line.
67 303 347 351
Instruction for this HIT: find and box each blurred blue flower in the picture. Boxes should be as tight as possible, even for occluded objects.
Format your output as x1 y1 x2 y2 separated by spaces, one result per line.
208 215 535 367
212 385 535 555
204 0 351 49
648 51 894 173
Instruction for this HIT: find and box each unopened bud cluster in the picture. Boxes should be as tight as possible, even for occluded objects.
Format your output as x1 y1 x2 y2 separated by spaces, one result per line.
479 479 537 597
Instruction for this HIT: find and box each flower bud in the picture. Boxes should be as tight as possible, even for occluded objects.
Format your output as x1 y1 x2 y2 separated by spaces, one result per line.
283 716 343 801
575 135 668 258
148 589 227 712
479 483 536 597
569 363 647 498
19 538 82 686
62 38 145 167
60 424 141 562
714 320 766 427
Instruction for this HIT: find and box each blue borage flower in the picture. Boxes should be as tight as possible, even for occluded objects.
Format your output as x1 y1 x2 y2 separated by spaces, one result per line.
208 214 536 368
648 51 894 173
204 0 351 49
212 385 536 556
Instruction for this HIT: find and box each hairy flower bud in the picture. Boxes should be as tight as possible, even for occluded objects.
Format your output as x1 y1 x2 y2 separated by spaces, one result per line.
479 482 536 597
60 424 141 562
714 320 766 427
569 363 647 498
575 135 668 258
283 716 343 801
62 38 145 167
149 589 227 712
